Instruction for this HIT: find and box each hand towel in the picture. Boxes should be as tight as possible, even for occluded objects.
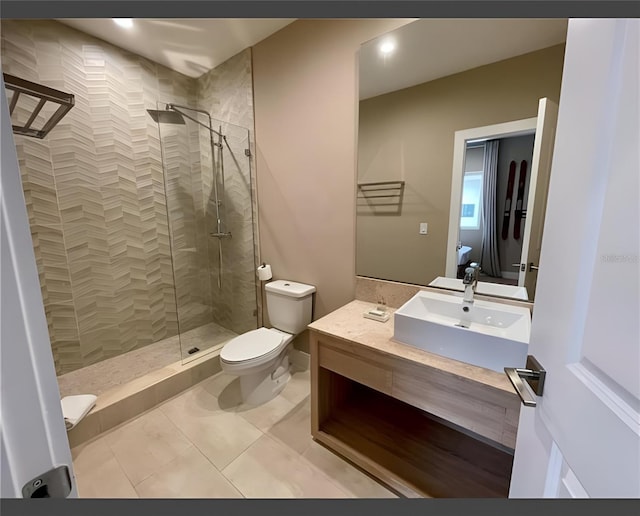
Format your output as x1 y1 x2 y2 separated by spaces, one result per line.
61 394 97 430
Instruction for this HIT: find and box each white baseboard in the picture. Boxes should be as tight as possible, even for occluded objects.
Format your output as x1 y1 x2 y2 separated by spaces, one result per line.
289 348 310 371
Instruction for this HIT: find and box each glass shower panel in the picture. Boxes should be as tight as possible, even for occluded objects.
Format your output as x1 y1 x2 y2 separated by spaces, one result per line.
157 103 257 363
207 118 258 339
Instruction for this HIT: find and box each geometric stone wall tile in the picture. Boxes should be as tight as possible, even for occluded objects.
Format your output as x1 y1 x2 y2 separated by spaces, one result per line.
1 20 193 375
196 49 259 336
2 19 259 374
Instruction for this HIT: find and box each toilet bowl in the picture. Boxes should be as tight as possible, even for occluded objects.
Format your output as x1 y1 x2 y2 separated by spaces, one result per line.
220 327 293 405
219 279 316 405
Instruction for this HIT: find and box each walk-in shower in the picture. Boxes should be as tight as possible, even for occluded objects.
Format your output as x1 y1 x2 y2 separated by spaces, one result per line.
149 101 258 363
149 103 233 289
54 105 259 397
3 19 258 424
6 86 258 396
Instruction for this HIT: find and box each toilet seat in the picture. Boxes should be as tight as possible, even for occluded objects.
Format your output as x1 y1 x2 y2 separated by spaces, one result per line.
220 328 289 368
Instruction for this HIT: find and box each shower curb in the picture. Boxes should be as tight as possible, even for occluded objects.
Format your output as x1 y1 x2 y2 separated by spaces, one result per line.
66 352 222 449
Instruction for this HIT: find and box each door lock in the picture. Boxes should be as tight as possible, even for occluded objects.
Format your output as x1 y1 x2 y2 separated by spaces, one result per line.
504 355 546 407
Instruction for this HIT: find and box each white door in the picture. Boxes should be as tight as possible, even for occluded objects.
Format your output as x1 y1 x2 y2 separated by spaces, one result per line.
509 18 639 498
517 98 558 298
0 75 77 497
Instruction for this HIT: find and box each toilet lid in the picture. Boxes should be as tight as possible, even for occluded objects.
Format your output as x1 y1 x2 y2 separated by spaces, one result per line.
220 328 285 363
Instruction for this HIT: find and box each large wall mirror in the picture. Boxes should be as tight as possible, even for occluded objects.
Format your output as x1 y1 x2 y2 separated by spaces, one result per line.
356 19 568 302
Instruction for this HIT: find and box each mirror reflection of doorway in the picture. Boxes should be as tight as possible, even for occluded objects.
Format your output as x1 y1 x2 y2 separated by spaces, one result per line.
446 99 559 301
458 135 535 285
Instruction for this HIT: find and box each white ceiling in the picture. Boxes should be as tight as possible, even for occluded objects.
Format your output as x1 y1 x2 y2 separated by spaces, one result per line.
58 19 295 78
359 19 569 100
57 18 567 95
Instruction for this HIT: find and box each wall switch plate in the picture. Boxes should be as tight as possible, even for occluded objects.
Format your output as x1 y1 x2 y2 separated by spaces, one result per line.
419 222 428 235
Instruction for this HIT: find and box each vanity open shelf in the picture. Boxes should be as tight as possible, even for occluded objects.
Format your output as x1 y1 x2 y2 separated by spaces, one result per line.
317 371 513 497
308 299 524 498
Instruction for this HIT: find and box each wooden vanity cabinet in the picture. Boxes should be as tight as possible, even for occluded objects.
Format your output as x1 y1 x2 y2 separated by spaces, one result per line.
310 330 520 498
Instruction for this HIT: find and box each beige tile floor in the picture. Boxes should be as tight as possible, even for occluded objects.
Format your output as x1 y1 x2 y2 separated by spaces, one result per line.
71 367 398 498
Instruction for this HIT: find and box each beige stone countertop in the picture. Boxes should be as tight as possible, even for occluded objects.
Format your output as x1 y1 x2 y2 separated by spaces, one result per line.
308 299 517 395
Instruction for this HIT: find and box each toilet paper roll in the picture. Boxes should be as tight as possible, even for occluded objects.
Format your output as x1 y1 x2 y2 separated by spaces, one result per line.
257 263 273 281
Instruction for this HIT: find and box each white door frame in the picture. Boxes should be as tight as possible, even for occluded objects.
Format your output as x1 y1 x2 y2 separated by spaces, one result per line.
517 98 559 298
0 75 76 497
445 117 537 278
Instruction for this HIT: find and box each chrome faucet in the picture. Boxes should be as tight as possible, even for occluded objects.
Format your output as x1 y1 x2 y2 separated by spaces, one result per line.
462 262 480 304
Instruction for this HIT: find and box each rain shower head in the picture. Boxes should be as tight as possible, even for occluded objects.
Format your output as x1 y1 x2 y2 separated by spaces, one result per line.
146 108 185 125
147 103 223 137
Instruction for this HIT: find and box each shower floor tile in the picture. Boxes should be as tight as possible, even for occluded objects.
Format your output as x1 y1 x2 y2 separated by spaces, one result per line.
180 322 237 361
71 367 398 499
58 321 238 398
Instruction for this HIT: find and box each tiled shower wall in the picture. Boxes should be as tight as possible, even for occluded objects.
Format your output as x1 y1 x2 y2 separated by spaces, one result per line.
157 112 215 338
197 49 261 335
1 20 258 375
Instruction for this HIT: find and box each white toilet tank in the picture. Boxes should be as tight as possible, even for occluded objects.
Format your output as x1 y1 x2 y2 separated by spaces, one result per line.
265 280 316 334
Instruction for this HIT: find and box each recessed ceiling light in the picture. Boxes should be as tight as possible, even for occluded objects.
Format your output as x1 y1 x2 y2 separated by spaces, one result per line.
113 19 133 29
379 39 396 56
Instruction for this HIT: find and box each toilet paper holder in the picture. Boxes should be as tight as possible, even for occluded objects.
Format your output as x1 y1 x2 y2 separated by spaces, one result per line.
257 263 273 281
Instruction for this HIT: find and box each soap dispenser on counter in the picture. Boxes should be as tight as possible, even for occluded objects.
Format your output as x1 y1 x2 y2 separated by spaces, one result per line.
363 297 390 322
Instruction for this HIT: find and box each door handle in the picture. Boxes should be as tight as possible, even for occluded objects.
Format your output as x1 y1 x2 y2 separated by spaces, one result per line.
529 262 539 271
504 355 546 407
22 465 72 498
511 263 526 272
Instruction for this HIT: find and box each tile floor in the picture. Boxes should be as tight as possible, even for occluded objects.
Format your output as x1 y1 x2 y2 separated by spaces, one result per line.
71 367 397 498
58 322 238 397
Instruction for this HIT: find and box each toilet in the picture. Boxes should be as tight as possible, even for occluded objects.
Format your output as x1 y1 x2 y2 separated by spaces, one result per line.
220 279 316 406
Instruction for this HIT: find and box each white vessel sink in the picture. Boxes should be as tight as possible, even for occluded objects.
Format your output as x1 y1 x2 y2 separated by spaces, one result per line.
428 276 529 301
393 290 531 373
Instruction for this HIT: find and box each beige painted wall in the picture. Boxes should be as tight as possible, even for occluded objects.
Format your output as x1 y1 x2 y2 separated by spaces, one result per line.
356 44 566 286
252 19 411 326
